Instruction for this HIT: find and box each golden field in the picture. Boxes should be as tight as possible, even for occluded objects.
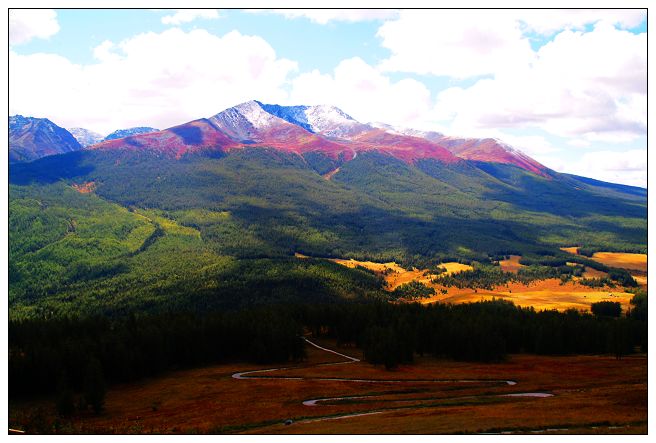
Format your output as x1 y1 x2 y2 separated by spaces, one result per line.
327 255 643 312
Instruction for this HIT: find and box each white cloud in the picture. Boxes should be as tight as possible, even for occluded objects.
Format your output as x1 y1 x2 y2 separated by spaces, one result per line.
9 28 297 134
9 9 60 45
378 10 536 78
288 57 433 129
431 23 646 144
377 10 646 79
249 9 398 24
161 9 220 25
567 139 592 148
537 149 646 187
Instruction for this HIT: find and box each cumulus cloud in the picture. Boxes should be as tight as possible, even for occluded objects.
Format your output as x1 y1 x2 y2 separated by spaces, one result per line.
536 149 647 187
161 9 220 25
377 10 646 79
9 9 60 45
249 9 398 24
288 57 433 129
9 28 297 134
431 22 646 144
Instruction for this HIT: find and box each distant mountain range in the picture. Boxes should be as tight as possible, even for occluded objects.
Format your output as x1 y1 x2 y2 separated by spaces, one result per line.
9 102 549 178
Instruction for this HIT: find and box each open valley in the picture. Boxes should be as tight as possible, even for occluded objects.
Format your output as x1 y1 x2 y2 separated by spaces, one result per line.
9 338 647 435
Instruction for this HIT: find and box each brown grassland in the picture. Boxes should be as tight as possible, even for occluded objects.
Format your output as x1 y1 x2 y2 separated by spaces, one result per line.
9 338 646 434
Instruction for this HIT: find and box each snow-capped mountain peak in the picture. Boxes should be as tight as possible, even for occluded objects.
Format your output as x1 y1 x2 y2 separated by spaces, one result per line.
209 100 286 142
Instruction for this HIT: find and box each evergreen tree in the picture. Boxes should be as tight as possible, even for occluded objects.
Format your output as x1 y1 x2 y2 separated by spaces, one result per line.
83 358 106 414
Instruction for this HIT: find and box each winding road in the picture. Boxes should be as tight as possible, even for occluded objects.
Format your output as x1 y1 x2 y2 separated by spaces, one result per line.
231 337 554 427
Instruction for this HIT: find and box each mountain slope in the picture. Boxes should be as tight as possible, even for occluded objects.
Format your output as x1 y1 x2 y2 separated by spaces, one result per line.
9 115 83 163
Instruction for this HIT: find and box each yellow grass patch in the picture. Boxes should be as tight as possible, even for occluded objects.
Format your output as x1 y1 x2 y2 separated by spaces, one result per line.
421 279 633 313
440 262 473 275
329 258 405 274
329 258 473 291
437 289 633 312
582 267 608 279
591 252 647 273
560 246 580 255
71 181 96 194
323 168 340 180
499 255 524 273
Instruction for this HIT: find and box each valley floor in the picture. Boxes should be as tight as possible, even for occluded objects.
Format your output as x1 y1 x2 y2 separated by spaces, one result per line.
9 338 647 435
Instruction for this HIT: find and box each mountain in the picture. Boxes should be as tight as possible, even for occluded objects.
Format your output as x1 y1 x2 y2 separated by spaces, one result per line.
68 127 104 147
103 126 159 141
90 100 460 166
8 100 646 317
9 115 83 163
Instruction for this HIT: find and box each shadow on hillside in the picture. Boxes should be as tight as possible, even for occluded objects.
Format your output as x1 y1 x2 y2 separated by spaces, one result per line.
9 151 95 185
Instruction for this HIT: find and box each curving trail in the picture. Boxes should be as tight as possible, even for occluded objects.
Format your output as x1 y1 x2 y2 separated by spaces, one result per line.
231 337 553 426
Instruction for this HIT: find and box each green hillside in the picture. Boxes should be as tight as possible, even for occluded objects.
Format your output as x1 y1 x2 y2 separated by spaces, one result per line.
8 148 647 318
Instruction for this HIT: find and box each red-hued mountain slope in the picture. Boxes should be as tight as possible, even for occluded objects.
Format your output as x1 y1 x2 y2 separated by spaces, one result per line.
86 100 546 174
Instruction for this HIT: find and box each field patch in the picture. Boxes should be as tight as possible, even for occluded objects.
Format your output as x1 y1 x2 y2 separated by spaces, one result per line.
421 279 634 313
590 252 647 273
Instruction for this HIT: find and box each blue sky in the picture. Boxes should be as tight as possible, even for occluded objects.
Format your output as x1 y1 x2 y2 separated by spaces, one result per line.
9 9 647 186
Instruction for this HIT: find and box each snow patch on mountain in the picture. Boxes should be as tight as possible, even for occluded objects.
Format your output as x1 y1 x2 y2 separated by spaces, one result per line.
104 127 159 141
304 105 367 138
258 102 369 138
68 127 104 147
